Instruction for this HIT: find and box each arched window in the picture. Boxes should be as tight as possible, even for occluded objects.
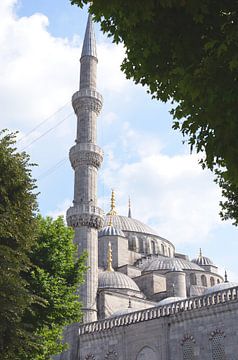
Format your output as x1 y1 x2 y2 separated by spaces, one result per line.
151 240 156 254
190 273 197 286
161 243 165 255
181 336 195 360
210 277 215 286
210 331 226 360
217 279 220 284
136 346 157 360
201 275 207 287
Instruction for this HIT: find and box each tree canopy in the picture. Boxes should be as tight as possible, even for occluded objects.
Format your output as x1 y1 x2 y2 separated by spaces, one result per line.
71 0 238 224
0 130 38 359
0 131 86 359
23 215 87 360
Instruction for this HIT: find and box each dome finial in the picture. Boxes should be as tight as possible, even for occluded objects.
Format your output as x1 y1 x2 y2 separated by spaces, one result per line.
128 196 132 218
199 248 202 258
107 242 114 272
107 189 117 215
108 215 113 227
224 270 228 283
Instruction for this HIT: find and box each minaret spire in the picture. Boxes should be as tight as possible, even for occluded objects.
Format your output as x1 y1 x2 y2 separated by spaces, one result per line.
128 196 132 218
81 14 97 59
66 14 104 323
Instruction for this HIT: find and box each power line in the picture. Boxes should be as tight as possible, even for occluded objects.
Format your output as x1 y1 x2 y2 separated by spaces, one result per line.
38 158 68 181
17 101 70 143
20 112 74 151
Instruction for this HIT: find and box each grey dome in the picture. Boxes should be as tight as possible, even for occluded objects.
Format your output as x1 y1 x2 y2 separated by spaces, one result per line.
98 226 125 238
141 255 204 272
204 282 238 295
103 215 159 236
158 296 185 306
98 270 140 292
192 256 214 266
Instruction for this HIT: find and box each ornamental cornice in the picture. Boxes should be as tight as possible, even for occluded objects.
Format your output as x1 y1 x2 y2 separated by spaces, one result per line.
69 143 103 169
72 89 103 115
66 205 104 229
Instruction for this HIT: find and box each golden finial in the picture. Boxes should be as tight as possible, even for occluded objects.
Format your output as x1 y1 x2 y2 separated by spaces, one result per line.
108 216 113 227
107 189 117 216
128 196 132 218
107 241 114 272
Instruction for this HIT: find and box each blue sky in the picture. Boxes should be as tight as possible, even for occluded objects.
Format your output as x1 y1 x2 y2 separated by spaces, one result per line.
1 0 238 280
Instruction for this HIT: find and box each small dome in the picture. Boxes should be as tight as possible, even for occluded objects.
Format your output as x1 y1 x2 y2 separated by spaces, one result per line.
98 226 125 238
158 296 185 306
140 255 204 272
204 282 238 295
98 270 140 292
192 249 214 266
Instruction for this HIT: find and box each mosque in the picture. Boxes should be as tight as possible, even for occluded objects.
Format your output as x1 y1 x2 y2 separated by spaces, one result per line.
58 14 238 360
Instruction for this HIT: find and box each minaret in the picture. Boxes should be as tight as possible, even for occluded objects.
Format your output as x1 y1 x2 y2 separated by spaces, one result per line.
66 14 104 323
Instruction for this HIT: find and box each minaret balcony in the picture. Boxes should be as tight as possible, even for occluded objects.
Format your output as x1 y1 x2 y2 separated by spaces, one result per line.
72 88 103 115
66 204 104 229
69 143 103 169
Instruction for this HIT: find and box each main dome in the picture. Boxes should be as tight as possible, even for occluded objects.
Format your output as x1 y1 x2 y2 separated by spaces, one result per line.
103 215 160 237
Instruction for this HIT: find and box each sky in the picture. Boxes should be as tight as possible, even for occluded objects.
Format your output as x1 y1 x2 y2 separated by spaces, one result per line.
1 0 238 280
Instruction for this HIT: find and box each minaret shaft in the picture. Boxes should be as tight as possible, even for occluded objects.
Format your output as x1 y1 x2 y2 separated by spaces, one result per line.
67 14 104 324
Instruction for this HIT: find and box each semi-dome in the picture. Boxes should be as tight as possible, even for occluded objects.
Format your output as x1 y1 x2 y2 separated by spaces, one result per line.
158 296 185 306
204 282 238 295
98 270 140 292
98 225 125 238
140 255 204 272
104 214 160 237
192 249 214 266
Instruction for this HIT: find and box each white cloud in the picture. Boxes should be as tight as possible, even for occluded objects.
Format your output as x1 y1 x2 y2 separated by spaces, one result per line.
100 124 222 246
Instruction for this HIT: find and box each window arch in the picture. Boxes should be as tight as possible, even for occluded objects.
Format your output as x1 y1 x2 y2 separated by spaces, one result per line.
105 350 117 359
181 335 195 360
136 346 157 360
168 247 171 257
210 330 226 360
161 243 165 255
190 273 197 286
201 275 207 287
210 277 215 286
217 279 220 284
151 240 156 254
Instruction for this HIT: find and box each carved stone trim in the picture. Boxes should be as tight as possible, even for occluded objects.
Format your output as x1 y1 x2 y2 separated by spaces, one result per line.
85 354 96 360
105 349 117 359
209 329 225 340
66 205 104 229
181 334 196 345
70 150 103 169
72 90 102 115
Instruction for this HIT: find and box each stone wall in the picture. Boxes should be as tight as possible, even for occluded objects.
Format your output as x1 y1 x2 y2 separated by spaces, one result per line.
76 286 238 360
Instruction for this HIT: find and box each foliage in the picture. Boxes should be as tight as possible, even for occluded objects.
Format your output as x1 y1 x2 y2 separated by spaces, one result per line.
71 0 238 224
0 130 38 359
22 215 87 360
0 130 86 359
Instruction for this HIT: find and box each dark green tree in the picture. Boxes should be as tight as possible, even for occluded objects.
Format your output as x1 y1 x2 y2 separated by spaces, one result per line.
0 130 38 359
23 215 87 360
71 0 238 224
